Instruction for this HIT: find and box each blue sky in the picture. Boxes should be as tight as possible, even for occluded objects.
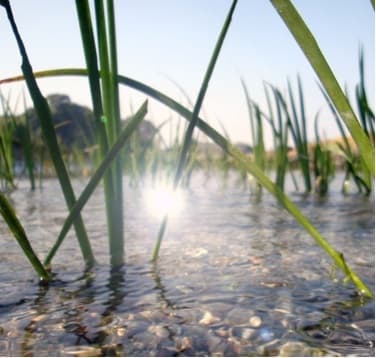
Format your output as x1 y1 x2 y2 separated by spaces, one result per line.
0 1 374 147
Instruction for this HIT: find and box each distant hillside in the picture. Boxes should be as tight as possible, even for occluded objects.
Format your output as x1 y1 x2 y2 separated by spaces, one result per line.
21 94 159 150
25 94 96 149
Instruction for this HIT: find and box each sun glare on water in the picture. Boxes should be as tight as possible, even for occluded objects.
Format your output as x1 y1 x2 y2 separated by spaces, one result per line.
144 186 184 219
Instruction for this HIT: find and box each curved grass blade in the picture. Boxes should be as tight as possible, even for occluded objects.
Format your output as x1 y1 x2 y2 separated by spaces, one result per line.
44 100 147 266
0 192 50 281
0 1 95 266
1 69 372 296
270 0 374 175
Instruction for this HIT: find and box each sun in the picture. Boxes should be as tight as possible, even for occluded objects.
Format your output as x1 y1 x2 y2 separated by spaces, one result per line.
144 186 184 218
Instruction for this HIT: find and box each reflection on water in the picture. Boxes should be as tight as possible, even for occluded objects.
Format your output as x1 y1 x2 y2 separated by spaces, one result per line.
0 172 374 356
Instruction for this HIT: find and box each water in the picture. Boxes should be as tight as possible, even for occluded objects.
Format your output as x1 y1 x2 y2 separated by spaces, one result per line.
0 172 374 356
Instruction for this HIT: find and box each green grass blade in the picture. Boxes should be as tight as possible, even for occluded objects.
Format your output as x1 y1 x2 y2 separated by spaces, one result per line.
0 192 50 281
152 0 238 260
2 69 372 296
75 0 108 156
104 0 124 265
174 0 238 186
0 1 95 266
20 92 35 190
241 79 257 151
270 0 374 175
76 0 123 266
286 78 311 192
44 100 147 266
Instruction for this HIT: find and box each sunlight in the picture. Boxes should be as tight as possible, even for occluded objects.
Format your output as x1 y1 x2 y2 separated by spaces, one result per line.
144 186 184 219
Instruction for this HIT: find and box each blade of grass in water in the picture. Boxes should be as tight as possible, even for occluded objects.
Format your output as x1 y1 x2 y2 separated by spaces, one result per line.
0 1 95 266
1 69 372 297
76 0 124 266
19 91 36 190
270 0 374 175
153 0 238 261
287 76 311 192
0 192 50 281
95 0 124 266
241 79 265 194
44 100 147 266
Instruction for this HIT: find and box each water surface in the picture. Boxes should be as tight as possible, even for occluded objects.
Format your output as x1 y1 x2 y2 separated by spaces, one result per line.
0 172 374 356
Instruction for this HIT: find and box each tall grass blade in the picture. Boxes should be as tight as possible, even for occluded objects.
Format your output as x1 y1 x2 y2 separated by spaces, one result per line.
44 100 147 266
19 92 35 190
152 0 238 260
270 0 374 175
0 1 95 266
241 79 265 193
320 85 372 194
287 77 311 192
0 92 16 189
2 69 373 296
76 0 123 266
0 191 50 281
313 113 333 195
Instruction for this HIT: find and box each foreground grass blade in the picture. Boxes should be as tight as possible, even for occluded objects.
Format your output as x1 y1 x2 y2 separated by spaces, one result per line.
0 192 50 281
1 69 372 296
0 1 95 267
95 0 124 266
153 0 238 260
76 0 124 266
44 101 147 266
270 0 374 175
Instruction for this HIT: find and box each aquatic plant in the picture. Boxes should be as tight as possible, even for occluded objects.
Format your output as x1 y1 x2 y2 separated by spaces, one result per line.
0 0 96 267
0 0 373 298
285 76 311 193
75 0 124 266
0 191 50 281
319 50 374 196
3 67 372 296
270 0 374 177
0 92 16 189
313 114 334 195
44 101 147 266
241 79 266 195
152 0 239 261
16 93 36 190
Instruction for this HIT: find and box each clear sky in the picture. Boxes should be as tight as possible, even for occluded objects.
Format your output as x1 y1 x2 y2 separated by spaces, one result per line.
0 0 374 148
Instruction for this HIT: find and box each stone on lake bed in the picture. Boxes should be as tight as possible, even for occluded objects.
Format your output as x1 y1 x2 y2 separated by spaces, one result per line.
147 324 170 338
226 307 254 325
187 247 208 258
249 315 262 328
199 311 220 325
62 346 102 357
278 341 326 357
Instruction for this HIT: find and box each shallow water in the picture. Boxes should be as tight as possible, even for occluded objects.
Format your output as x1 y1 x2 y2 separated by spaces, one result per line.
0 172 374 356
